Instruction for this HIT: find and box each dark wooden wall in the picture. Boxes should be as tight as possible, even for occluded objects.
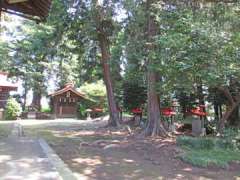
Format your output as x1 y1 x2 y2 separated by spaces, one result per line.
0 88 10 109
52 91 82 118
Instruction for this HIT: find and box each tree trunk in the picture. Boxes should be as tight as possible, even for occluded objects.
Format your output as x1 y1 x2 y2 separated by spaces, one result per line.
144 0 167 136
31 70 44 112
219 102 240 133
145 71 167 136
218 86 240 133
32 88 41 111
197 81 206 121
219 105 223 118
94 0 119 126
22 81 28 111
213 103 219 121
229 106 239 126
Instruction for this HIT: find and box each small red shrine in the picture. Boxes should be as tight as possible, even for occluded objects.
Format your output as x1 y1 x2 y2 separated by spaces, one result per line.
161 107 176 117
0 72 17 109
49 83 86 118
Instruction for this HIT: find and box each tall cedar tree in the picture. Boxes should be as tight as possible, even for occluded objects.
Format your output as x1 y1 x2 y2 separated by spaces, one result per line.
93 0 120 126
144 0 167 136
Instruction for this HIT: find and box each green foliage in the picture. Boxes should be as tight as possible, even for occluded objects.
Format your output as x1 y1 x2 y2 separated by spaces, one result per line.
177 134 240 167
41 107 52 113
79 80 107 110
123 81 147 111
5 98 22 120
78 103 88 119
220 128 240 150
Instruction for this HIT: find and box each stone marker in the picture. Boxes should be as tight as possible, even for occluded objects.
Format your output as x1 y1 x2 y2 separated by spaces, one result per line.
192 116 202 136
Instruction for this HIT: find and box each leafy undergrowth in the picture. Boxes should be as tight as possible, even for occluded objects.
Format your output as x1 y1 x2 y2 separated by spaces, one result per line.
177 133 240 168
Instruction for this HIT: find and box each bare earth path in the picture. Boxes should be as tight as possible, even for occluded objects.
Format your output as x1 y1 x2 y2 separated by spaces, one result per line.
21 118 240 180
0 137 61 180
0 121 75 180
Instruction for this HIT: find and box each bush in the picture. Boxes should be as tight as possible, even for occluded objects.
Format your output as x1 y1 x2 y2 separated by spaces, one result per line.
218 128 240 150
41 107 52 113
5 98 22 120
78 103 87 119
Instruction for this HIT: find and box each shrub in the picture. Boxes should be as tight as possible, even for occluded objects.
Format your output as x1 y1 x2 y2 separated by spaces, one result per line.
41 107 52 113
5 98 22 120
79 80 107 110
78 103 87 119
217 128 240 150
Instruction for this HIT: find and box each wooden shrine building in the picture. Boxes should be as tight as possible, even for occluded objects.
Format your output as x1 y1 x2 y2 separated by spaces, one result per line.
0 72 17 109
50 83 86 118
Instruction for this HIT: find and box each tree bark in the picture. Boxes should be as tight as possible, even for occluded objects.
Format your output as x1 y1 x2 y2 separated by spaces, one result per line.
219 105 223 118
22 81 28 111
218 101 240 133
94 0 119 126
145 70 167 136
229 107 239 126
31 68 44 112
144 0 167 136
197 81 206 121
218 86 240 133
213 103 219 121
32 89 41 111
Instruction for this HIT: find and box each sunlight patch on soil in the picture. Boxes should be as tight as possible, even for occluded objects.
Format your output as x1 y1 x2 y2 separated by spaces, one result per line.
72 157 103 166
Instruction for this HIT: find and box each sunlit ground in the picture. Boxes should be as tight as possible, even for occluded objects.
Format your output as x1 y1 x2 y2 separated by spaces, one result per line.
19 118 240 180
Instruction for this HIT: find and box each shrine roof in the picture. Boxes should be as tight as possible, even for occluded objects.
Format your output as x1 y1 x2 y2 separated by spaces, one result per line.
49 83 86 98
1 0 52 22
0 72 18 90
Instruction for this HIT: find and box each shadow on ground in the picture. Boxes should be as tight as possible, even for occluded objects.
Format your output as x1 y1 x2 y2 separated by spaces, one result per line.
22 119 240 180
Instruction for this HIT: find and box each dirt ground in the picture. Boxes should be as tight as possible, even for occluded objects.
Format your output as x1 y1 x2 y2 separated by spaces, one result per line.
21 118 240 180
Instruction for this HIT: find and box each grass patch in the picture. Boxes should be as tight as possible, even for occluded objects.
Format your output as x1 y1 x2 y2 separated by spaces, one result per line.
180 147 240 168
177 135 240 168
0 123 13 138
